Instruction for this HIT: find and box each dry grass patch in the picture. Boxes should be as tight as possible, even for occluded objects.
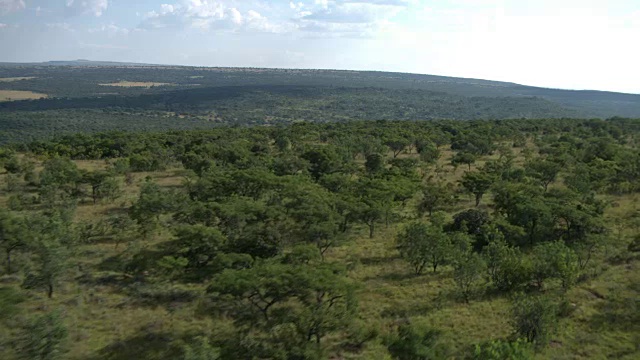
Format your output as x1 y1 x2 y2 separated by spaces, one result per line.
0 90 48 101
99 81 174 88
0 77 36 82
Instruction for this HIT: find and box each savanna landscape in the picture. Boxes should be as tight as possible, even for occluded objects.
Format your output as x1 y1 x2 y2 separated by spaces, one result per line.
0 61 638 359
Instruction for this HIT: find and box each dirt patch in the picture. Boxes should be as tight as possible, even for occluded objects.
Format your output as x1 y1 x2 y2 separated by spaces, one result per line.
0 90 48 101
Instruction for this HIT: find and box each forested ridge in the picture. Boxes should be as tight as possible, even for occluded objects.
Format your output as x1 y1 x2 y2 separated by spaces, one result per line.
1 65 640 141
1 118 639 359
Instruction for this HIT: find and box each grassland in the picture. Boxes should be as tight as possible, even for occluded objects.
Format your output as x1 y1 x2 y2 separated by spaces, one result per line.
0 90 48 102
0 77 36 82
0 138 637 360
99 81 174 88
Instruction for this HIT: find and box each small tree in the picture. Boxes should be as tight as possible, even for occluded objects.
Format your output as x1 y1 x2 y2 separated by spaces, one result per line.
0 211 29 274
510 295 558 347
417 182 452 217
460 172 494 207
365 153 385 175
452 152 477 171
397 214 452 274
483 238 531 292
525 159 561 192
22 214 75 299
453 252 486 303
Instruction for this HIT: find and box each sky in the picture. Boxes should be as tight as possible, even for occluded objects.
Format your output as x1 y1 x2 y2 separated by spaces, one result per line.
0 0 639 93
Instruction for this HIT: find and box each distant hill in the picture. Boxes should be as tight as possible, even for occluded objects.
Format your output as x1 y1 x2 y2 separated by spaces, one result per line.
0 60 639 122
0 59 161 67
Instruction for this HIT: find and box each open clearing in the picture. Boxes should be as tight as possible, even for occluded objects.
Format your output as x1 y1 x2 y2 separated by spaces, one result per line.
0 77 36 82
99 81 174 88
0 90 47 101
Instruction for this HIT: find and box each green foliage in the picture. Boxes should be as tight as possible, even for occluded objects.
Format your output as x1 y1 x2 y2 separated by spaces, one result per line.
0 210 29 274
525 158 562 191
129 178 180 238
0 286 25 321
397 214 453 274
17 311 69 360
483 238 531 292
386 321 446 360
365 153 385 175
531 241 579 291
453 252 486 303
0 117 636 359
417 182 453 217
21 212 76 298
451 152 477 171
182 337 220 360
472 338 533 360
207 256 357 358
460 171 494 207
173 224 226 268
510 295 558 347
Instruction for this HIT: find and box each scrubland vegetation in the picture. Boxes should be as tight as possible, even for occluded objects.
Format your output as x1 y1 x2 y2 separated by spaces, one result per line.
1 118 639 359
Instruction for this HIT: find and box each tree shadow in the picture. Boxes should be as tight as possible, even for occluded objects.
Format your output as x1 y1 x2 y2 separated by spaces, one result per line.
88 330 186 360
359 254 399 266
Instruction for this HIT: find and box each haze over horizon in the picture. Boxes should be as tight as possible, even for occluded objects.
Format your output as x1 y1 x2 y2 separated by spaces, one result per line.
1 0 639 94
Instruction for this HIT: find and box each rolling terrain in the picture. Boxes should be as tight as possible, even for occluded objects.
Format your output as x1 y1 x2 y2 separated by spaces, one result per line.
0 61 639 144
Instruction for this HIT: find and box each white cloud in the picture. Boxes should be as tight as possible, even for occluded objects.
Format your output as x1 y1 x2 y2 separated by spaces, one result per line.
46 22 74 31
88 23 130 36
0 0 25 14
0 23 7 28
66 0 109 17
294 0 410 37
140 0 283 33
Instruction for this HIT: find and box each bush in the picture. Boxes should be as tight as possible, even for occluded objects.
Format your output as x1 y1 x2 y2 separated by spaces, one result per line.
510 295 558 348
386 321 447 360
472 338 533 360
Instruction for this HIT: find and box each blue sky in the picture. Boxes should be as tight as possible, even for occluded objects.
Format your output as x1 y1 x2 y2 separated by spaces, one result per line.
1 0 639 93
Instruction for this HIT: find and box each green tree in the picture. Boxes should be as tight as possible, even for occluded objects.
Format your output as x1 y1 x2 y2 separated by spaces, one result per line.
453 252 486 303
356 179 392 239
385 137 411 158
129 178 176 239
39 157 81 197
0 210 29 274
397 214 452 274
365 153 385 175
483 238 531 292
173 224 226 268
417 182 452 217
510 295 558 347
208 256 356 357
22 213 76 298
83 171 123 204
525 159 561 191
532 242 579 291
452 152 477 171
460 172 494 207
